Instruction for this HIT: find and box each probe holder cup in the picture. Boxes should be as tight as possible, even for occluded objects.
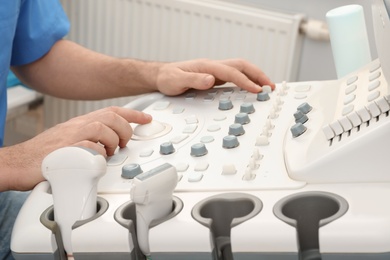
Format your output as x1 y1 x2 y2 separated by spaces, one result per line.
40 197 109 260
191 193 263 260
114 196 183 259
273 191 348 260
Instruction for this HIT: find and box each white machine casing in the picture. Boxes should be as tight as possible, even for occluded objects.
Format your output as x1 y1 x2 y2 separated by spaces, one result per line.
10 0 390 259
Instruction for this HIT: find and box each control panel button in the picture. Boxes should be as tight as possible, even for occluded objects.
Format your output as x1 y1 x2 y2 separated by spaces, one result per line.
290 123 307 138
256 92 270 101
122 164 143 179
294 110 308 124
218 99 233 110
191 143 208 157
160 142 175 155
228 123 245 136
240 102 255 114
297 102 312 114
234 113 250 125
222 135 239 149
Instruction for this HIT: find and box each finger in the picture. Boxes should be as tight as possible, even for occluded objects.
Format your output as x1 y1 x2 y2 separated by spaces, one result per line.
73 140 107 157
175 59 263 93
81 121 120 156
90 107 152 147
220 59 275 90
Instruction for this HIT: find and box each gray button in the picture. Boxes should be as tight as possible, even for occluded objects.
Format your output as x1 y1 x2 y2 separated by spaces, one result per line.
191 143 208 157
218 99 233 110
256 92 270 101
121 164 143 179
293 110 308 124
297 102 312 114
160 142 175 155
222 135 240 149
234 113 250 125
290 123 307 138
240 102 255 114
228 123 245 136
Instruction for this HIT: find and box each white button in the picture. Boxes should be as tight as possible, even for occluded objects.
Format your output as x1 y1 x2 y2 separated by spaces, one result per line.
248 158 259 170
188 172 203 182
345 84 357 95
342 105 354 116
346 75 358 85
221 164 237 175
269 108 278 119
375 97 390 113
176 162 189 172
369 71 381 81
339 117 353 131
368 81 381 91
367 91 380 102
170 134 189 144
207 125 221 132
252 148 263 160
242 168 256 181
200 136 215 143
357 107 371 122
153 101 170 110
347 112 362 127
367 102 381 117
107 154 128 166
322 125 335 140
139 149 154 157
344 94 356 105
213 115 227 121
183 124 198 134
172 107 185 114
185 115 198 124
369 61 381 72
294 93 307 99
295 85 311 92
194 162 209 171
262 85 272 93
256 135 269 146
330 121 344 135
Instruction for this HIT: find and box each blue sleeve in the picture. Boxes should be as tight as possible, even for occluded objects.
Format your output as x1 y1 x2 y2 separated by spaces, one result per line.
11 0 70 66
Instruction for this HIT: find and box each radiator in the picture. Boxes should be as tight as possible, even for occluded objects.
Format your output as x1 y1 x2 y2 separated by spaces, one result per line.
45 0 305 127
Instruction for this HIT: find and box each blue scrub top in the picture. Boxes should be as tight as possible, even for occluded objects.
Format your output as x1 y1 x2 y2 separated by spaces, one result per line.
0 0 70 146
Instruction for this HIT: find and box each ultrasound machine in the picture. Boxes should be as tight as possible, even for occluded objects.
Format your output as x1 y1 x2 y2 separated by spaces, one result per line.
10 0 390 259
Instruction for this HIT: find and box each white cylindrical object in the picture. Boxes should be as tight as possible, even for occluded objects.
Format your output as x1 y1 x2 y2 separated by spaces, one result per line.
326 5 372 78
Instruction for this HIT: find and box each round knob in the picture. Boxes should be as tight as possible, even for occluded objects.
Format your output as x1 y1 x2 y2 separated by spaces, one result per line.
293 110 309 124
297 102 312 114
290 123 307 138
256 92 270 102
240 103 255 114
121 164 143 179
228 123 245 136
234 113 250 125
218 99 233 110
222 135 240 149
160 142 175 155
190 143 208 157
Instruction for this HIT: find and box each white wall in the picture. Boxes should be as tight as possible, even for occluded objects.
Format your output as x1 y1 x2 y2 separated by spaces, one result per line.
225 0 377 82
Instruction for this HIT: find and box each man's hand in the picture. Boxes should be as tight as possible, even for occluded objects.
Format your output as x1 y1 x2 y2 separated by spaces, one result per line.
0 106 152 191
155 58 275 96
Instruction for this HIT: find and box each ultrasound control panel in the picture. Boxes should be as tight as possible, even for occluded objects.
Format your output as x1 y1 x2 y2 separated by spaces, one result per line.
11 1 390 260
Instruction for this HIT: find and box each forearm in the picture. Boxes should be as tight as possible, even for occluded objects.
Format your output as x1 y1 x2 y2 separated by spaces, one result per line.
12 40 162 100
0 144 43 191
